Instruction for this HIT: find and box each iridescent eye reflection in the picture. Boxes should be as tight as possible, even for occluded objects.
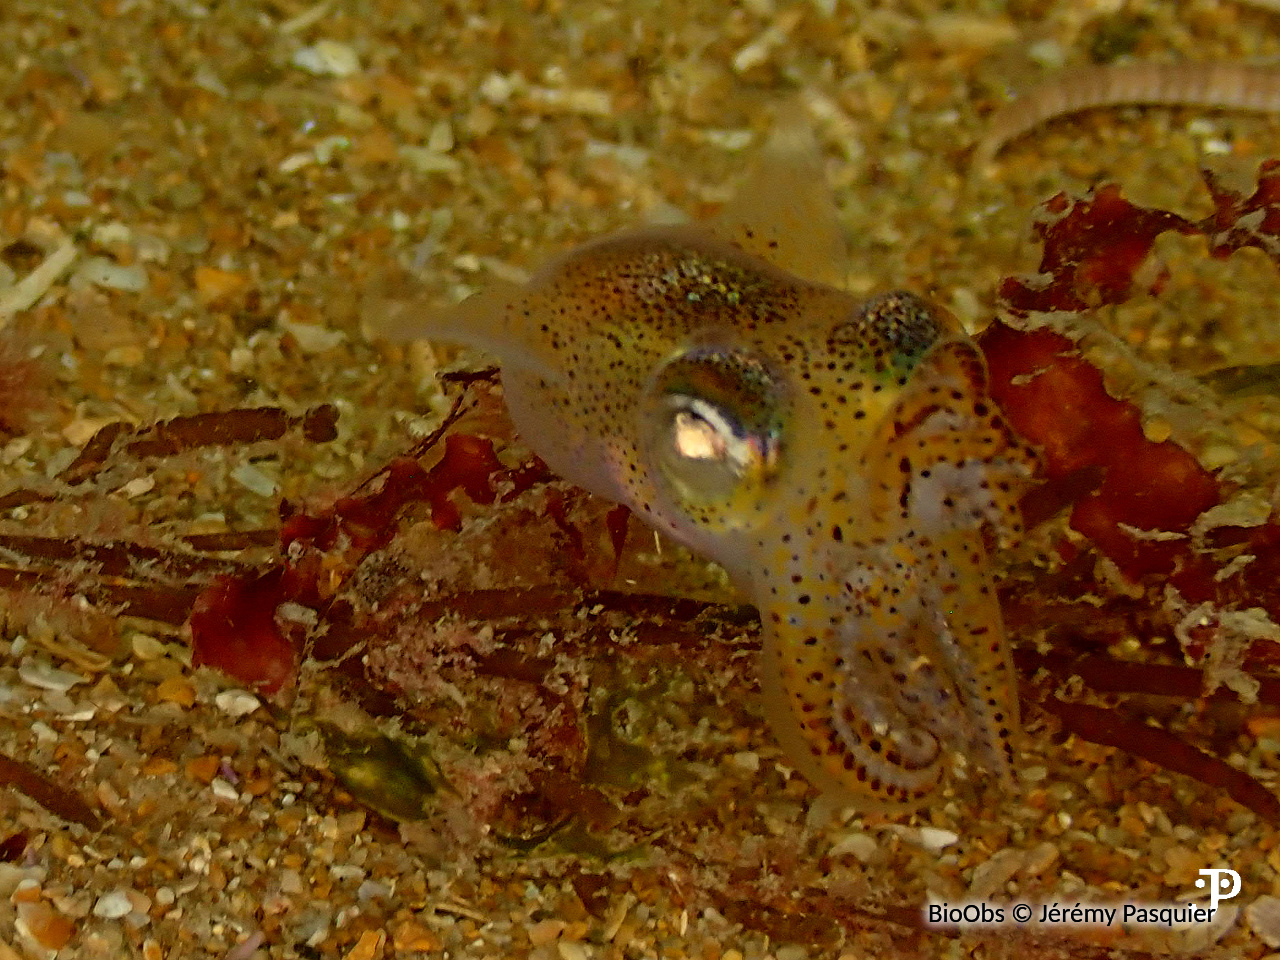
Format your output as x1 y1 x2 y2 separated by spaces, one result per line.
665 394 773 488
672 401 727 462
642 347 786 513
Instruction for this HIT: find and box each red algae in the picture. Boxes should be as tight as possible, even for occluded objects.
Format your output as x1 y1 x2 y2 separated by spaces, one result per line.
1200 158 1280 258
973 159 1280 820
979 320 1220 579
999 185 1197 314
188 378 556 694
982 160 1280 588
189 570 301 696
999 162 1280 317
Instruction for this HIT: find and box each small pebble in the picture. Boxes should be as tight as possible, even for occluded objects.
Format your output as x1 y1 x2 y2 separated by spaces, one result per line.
278 317 346 353
230 463 278 497
528 919 565 946
192 265 248 302
73 256 148 292
968 848 1027 899
93 889 134 919
131 634 169 661
917 827 960 853
118 476 156 498
91 221 132 246
1020 840 1060 878
19 659 88 692
356 879 392 902
292 40 361 77
1249 897 1280 948
342 929 385 960
922 12 1018 50
215 690 261 718
828 832 878 863
16 899 75 949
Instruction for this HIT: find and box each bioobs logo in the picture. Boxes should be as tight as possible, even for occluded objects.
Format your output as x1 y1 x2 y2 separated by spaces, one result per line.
923 867 1243 930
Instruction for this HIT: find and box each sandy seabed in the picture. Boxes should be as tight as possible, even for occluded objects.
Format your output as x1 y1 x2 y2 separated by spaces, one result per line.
4 1 1280 958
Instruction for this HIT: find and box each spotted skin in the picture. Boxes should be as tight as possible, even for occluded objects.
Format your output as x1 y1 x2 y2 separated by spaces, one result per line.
402 128 1037 809
760 332 1030 806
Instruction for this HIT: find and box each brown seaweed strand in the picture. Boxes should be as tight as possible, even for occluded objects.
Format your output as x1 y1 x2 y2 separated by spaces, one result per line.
56 421 134 485
0 405 339 513
1040 697 1280 823
180 529 279 551
975 62 1280 169
0 752 102 830
124 404 338 459
0 533 254 581
0 563 203 624
1015 649 1280 705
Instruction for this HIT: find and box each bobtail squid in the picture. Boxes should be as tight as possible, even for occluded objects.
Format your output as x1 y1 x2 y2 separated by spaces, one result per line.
382 115 1038 810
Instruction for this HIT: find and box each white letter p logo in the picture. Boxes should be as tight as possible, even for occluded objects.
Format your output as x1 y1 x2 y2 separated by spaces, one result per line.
1196 868 1241 910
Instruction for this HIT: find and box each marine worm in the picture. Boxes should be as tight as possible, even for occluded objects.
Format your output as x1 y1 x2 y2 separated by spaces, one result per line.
973 61 1280 169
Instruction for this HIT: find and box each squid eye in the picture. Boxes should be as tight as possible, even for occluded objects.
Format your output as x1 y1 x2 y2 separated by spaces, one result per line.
641 346 787 518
